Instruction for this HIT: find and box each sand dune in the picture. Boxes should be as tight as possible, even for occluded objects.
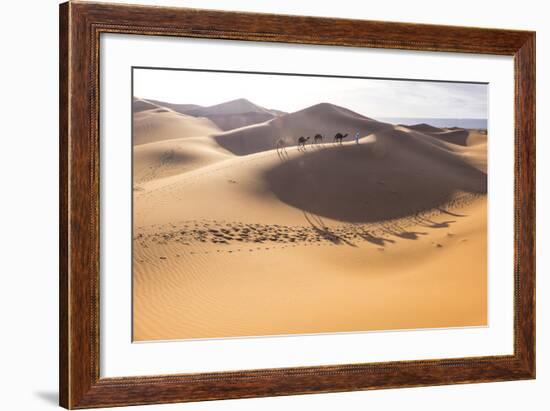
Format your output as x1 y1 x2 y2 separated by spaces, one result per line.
134 124 486 227
133 108 221 146
404 123 445 133
132 98 488 341
144 99 203 115
457 140 487 172
265 130 486 223
142 98 285 131
464 130 488 146
185 98 284 131
133 123 487 341
214 102 393 155
186 98 282 117
404 123 487 147
424 129 470 146
132 97 160 113
133 198 486 341
133 136 234 183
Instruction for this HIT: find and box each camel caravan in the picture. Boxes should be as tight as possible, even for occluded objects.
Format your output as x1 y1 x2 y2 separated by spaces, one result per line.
276 132 352 154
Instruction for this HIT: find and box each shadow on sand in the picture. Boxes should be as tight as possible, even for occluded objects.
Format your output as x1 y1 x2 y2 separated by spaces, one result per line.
263 138 486 223
303 212 357 247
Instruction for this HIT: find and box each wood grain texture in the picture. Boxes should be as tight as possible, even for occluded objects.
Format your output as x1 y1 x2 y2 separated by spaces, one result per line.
59 1 536 408
59 2 69 407
514 33 536 376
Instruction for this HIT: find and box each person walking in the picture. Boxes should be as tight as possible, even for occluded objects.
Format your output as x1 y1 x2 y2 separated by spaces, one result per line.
355 131 360 144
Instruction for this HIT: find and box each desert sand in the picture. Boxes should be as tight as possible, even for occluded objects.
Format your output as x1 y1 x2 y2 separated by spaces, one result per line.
133 98 222 146
143 97 285 131
132 98 487 341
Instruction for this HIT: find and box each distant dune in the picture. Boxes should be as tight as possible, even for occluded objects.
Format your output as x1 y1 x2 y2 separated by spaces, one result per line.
381 117 487 130
403 123 487 147
187 98 282 117
139 98 285 131
143 99 203 114
133 97 161 113
214 102 393 155
404 123 445 133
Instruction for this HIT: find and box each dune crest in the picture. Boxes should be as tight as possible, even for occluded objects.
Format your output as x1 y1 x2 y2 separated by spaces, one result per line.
403 123 487 147
133 97 161 113
213 102 393 156
404 123 444 133
140 97 286 131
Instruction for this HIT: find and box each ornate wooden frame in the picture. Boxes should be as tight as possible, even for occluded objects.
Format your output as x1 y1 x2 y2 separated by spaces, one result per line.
59 1 535 408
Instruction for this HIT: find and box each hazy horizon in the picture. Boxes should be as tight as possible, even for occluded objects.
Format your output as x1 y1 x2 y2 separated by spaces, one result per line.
134 68 488 120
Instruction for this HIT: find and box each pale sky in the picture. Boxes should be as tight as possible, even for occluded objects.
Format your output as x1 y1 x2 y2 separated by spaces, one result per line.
133 68 487 119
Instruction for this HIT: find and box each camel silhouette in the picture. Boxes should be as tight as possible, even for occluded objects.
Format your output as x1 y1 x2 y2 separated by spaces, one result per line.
297 136 310 151
275 138 288 160
313 134 323 144
334 133 348 145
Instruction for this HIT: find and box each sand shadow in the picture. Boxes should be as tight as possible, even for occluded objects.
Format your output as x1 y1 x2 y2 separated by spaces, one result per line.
436 207 467 217
413 214 457 228
263 141 486 223
379 221 427 240
354 228 395 246
276 145 289 162
303 212 357 247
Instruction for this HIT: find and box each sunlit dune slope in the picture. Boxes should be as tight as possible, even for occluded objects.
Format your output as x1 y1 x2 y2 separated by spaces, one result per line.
133 136 234 183
133 108 221 146
213 102 393 155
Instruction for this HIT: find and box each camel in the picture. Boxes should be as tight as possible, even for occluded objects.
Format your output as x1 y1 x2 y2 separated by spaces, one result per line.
334 132 348 145
275 138 289 160
276 138 286 151
313 134 323 144
297 136 310 151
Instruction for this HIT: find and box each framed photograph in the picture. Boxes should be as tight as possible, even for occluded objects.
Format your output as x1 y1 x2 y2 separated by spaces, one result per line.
59 1 535 409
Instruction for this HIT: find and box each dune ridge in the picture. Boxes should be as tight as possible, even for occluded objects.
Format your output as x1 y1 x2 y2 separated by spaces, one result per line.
213 102 393 156
402 123 487 147
140 97 286 131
